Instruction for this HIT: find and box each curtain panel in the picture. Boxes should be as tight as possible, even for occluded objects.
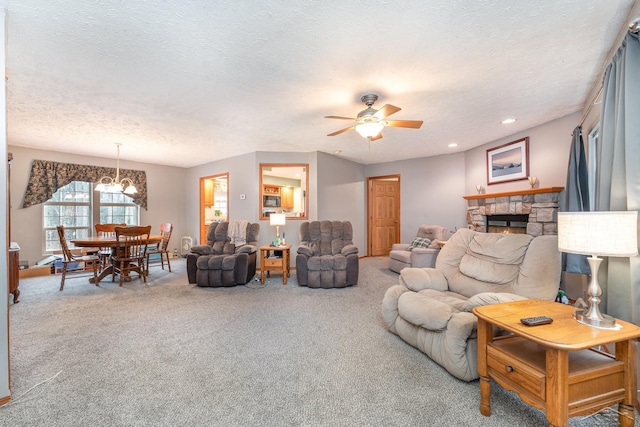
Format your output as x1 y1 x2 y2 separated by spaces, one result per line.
22 159 148 210
596 32 640 324
560 126 590 275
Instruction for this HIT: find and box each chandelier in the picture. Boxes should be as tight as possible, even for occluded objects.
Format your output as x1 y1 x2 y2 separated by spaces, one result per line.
95 143 138 195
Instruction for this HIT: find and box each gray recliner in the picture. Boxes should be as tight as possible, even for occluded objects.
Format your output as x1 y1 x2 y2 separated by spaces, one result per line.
388 225 449 273
187 221 260 287
296 220 359 288
382 228 561 381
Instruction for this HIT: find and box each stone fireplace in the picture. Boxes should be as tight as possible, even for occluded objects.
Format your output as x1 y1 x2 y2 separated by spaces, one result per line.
463 187 564 237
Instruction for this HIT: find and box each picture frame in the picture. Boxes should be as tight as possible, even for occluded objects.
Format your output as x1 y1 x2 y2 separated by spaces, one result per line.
486 137 529 185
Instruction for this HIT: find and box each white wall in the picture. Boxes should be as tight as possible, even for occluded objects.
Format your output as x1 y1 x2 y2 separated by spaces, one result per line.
316 152 367 252
8 146 188 265
1 8 10 403
464 112 581 196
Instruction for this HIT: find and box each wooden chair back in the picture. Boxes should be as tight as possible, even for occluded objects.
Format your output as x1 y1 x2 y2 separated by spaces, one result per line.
114 225 151 260
95 223 127 236
157 223 173 251
56 225 75 262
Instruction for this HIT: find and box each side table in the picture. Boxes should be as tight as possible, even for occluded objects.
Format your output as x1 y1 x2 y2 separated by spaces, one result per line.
473 299 640 427
259 244 291 285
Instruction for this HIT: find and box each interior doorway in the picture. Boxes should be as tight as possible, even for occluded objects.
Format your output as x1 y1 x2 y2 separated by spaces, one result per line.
199 173 228 245
367 175 400 257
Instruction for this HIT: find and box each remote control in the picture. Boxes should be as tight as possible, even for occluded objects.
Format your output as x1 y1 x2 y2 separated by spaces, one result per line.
520 316 553 326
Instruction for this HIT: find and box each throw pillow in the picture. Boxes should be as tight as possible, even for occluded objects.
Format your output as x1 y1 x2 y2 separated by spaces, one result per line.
407 237 431 251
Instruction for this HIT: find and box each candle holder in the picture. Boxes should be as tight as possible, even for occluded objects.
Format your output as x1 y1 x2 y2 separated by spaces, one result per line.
476 185 483 194
527 176 537 188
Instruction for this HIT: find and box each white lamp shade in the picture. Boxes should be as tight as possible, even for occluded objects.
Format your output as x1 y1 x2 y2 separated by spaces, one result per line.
269 213 286 226
557 211 638 257
355 122 384 138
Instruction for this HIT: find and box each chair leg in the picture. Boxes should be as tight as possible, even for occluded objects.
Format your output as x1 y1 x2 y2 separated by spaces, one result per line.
60 264 66 291
165 252 172 272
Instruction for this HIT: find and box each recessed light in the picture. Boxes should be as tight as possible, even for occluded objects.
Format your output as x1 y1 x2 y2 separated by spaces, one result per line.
334 150 342 154
448 143 458 148
501 118 517 124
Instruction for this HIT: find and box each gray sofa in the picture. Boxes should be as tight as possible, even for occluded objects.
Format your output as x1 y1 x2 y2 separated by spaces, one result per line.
187 221 260 287
382 228 561 381
296 220 359 288
388 225 448 273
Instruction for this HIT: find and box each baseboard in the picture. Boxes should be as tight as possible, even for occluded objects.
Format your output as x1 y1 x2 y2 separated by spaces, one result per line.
0 393 11 406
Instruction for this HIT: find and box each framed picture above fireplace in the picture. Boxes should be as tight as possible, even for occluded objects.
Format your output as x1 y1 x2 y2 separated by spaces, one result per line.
486 137 529 185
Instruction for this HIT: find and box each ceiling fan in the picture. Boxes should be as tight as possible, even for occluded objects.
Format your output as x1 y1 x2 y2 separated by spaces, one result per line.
325 94 423 141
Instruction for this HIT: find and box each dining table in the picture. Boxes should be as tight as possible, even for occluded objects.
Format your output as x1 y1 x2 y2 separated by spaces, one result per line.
70 234 163 284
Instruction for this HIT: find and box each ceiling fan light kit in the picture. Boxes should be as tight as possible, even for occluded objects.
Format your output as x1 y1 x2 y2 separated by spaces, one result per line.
356 121 385 138
325 94 423 140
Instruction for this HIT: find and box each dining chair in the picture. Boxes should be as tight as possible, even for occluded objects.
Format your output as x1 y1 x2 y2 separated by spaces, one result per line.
146 223 173 273
111 225 151 286
95 223 127 271
56 225 100 291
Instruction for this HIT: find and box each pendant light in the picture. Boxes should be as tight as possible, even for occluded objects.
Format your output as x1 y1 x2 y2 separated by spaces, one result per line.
95 143 137 195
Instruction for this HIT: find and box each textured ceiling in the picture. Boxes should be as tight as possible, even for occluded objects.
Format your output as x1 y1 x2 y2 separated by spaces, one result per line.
3 0 637 168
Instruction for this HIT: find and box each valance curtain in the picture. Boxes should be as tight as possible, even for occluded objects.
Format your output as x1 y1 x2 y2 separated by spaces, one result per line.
595 31 640 325
22 159 148 210
560 125 590 275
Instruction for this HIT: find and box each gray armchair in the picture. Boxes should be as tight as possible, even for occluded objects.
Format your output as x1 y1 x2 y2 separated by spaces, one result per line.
388 225 449 273
296 220 359 288
187 221 260 287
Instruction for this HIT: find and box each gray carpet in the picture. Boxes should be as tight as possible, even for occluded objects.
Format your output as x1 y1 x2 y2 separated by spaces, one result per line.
1 257 636 426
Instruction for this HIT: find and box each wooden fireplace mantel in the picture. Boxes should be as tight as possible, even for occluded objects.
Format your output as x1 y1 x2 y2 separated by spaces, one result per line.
463 186 564 200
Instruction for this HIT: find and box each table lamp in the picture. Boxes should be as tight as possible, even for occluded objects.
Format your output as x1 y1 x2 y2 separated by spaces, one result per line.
557 211 638 329
269 213 286 245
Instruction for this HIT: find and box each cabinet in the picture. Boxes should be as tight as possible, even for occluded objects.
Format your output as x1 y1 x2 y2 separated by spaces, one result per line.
280 187 293 209
204 179 214 207
263 185 280 195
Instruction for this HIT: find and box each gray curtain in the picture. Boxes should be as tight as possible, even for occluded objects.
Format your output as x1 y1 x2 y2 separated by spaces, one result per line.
596 31 640 324
560 126 590 274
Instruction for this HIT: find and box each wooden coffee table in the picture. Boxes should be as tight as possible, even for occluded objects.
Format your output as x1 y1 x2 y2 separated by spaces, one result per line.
473 299 640 427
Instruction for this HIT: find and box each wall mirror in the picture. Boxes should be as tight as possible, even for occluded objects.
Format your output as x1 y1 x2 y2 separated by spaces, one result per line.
200 173 228 244
259 163 308 221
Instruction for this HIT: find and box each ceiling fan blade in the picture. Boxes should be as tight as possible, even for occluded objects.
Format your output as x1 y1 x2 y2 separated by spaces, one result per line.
373 104 401 119
385 119 423 129
325 115 356 120
327 126 355 136
370 133 383 141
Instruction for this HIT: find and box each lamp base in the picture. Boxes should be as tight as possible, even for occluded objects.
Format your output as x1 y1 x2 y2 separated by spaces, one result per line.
573 309 617 329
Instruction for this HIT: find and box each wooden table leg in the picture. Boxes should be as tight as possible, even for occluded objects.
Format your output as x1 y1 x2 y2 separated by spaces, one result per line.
545 348 569 427
477 317 491 417
282 249 289 285
260 249 266 284
616 339 637 427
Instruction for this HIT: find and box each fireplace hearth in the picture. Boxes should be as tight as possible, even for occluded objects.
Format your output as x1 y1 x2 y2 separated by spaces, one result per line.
463 187 563 237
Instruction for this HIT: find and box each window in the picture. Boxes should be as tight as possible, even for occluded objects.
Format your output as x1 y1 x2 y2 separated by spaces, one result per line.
43 181 92 251
99 191 139 225
43 181 139 252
